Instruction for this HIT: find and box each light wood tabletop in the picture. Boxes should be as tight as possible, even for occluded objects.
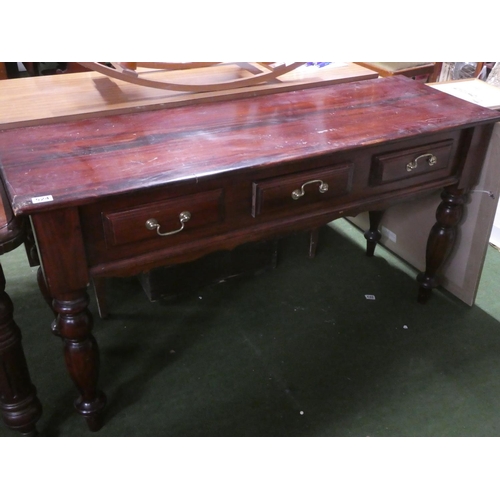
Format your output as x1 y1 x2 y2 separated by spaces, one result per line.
0 63 378 130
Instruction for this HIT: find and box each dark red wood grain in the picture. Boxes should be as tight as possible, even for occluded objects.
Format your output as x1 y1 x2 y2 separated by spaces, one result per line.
0 76 498 216
0 75 498 433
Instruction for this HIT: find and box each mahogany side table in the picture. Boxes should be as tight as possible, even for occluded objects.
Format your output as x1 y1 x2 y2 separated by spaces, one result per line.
0 76 498 432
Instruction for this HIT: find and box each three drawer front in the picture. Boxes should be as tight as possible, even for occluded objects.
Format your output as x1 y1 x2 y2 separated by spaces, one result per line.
102 189 224 248
370 139 454 185
252 162 354 217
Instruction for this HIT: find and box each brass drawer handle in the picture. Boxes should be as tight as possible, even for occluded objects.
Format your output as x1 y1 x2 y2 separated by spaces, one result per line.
406 153 437 172
291 179 329 200
145 211 191 236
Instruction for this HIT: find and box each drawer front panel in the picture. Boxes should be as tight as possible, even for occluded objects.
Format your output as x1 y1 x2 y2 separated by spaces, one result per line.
370 139 454 185
252 162 354 217
102 189 224 247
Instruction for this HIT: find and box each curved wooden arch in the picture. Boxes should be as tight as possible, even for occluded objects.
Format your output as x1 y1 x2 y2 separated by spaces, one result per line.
78 62 305 93
128 62 223 71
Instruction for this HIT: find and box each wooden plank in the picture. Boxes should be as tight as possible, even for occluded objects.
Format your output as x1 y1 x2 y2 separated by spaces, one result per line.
0 63 378 130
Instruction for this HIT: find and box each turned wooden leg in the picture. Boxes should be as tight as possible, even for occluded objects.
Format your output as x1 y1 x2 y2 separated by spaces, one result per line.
53 291 106 431
417 186 465 303
0 264 42 436
364 210 384 257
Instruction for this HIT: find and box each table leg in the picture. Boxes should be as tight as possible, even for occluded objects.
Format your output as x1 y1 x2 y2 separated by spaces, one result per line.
53 290 106 432
37 267 105 430
0 264 42 436
364 210 384 257
31 208 107 431
417 186 465 303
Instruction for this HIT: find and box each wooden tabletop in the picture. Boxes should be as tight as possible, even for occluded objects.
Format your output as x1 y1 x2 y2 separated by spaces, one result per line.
1 76 499 216
0 63 378 130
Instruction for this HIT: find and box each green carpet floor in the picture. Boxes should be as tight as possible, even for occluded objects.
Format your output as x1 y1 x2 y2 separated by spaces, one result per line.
2 219 500 437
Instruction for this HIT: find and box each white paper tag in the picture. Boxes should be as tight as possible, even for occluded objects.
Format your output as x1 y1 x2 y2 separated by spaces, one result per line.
31 195 53 204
